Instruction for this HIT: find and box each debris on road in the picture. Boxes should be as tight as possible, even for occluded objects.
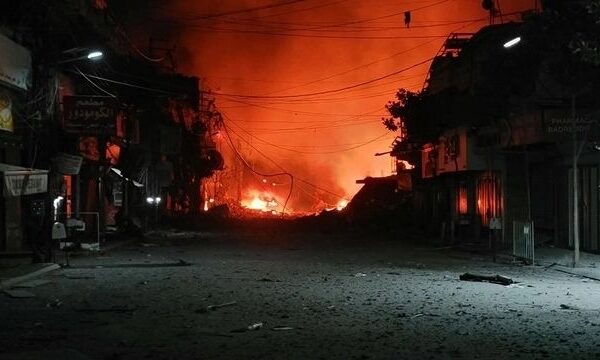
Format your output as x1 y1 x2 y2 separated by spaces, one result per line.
74 306 137 313
4 289 35 298
12 279 52 288
46 298 63 308
230 322 263 333
64 274 95 280
560 304 579 310
459 273 513 286
354 272 367 277
197 330 233 338
505 283 524 289
199 301 238 313
554 268 600 282
65 259 192 269
272 326 294 331
247 322 263 331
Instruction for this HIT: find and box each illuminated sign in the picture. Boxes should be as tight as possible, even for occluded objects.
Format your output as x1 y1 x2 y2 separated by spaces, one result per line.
0 34 31 90
0 91 13 132
542 108 600 141
63 96 117 135
0 163 48 197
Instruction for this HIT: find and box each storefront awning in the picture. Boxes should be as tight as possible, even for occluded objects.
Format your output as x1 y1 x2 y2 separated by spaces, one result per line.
0 163 48 197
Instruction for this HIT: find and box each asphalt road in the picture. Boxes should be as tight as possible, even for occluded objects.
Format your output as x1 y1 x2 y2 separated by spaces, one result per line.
1 230 600 360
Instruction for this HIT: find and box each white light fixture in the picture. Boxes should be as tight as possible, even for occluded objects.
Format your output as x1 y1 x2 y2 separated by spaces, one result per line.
155 197 161 204
503 36 521 48
146 197 154 204
87 50 104 60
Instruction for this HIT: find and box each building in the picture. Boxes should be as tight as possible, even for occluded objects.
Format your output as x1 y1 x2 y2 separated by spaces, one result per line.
0 1 223 261
388 12 600 253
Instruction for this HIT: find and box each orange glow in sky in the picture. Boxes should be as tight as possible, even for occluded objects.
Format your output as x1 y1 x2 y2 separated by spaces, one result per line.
143 0 537 212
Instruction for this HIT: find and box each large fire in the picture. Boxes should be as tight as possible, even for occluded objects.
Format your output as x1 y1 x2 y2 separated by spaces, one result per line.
240 190 280 215
131 1 536 213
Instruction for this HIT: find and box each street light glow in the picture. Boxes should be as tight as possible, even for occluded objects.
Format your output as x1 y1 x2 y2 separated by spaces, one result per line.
87 50 104 60
503 36 521 48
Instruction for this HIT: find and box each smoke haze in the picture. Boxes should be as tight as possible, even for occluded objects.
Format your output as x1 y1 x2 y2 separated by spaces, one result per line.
134 0 537 212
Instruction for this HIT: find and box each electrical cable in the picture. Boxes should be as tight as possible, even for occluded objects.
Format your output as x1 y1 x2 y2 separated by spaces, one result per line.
73 66 117 98
174 0 311 21
231 0 349 21
226 120 390 154
220 110 345 199
221 116 294 217
115 26 165 63
214 56 434 99
170 25 450 39
69 70 182 96
218 98 387 118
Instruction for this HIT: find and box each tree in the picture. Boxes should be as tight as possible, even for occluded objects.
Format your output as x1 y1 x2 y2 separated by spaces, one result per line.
535 0 600 266
383 88 440 144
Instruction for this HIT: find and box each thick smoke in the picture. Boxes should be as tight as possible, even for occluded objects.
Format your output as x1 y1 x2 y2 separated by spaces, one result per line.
132 0 536 212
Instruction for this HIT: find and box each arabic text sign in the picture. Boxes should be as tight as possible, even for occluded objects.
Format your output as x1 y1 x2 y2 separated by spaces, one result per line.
543 108 600 141
0 34 31 90
63 96 117 135
4 172 48 197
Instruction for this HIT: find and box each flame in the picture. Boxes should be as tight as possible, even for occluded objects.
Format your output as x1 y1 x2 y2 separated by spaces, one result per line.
241 190 280 213
157 1 536 214
247 196 268 211
336 199 349 211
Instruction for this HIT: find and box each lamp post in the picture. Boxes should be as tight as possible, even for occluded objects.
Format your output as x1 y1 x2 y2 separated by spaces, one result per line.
503 36 521 49
146 196 161 229
56 49 104 64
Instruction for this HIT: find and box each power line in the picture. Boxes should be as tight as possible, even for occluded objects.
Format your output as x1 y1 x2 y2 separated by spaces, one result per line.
220 117 294 216
221 110 345 199
221 16 488 33
230 0 348 21
178 0 311 21
68 70 183 96
214 56 434 99
177 24 450 39
219 98 388 118
264 39 436 95
227 120 390 154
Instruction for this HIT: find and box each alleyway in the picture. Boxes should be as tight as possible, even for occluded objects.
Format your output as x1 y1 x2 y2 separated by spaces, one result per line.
1 230 600 360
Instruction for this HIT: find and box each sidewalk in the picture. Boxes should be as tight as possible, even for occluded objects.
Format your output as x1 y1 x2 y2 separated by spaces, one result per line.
535 246 600 281
0 262 60 289
0 236 135 289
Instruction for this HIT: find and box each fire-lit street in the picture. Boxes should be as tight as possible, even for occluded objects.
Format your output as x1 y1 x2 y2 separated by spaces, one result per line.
3 1 600 359
1 227 600 360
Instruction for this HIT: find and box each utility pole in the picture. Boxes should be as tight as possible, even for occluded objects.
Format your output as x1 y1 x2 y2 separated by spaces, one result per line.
572 94 580 267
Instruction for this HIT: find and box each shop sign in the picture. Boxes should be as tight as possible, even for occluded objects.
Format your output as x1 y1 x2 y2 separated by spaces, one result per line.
52 153 83 175
0 90 14 132
0 34 31 90
4 172 48 196
63 96 117 135
543 108 600 141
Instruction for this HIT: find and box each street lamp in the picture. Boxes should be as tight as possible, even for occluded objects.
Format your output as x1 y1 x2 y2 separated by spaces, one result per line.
146 196 161 229
86 51 103 60
57 48 104 64
503 36 521 48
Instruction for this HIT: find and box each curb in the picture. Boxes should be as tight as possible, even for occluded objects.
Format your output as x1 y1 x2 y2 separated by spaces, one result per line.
0 263 61 289
554 266 600 282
